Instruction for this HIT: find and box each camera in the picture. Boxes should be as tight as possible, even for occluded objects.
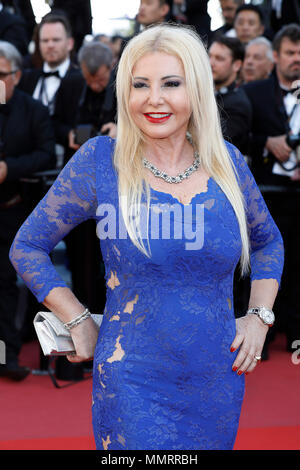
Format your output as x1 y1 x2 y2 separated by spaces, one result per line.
286 134 300 150
74 124 110 146
74 124 94 146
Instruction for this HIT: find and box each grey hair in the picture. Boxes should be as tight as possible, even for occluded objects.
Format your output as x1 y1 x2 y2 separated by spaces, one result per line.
0 40 22 70
78 41 113 74
246 36 274 62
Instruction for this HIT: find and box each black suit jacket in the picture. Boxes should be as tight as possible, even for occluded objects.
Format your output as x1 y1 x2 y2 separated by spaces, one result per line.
242 72 297 186
0 8 29 55
211 24 232 43
2 0 36 39
18 63 85 147
216 82 252 155
57 69 117 163
271 0 300 32
0 89 55 203
185 0 211 42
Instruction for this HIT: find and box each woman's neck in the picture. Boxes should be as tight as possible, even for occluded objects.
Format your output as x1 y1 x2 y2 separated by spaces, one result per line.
143 134 194 172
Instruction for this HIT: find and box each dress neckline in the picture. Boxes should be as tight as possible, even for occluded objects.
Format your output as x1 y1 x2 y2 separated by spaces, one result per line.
149 177 213 206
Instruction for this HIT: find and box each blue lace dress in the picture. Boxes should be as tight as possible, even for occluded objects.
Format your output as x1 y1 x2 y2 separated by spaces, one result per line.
10 136 283 450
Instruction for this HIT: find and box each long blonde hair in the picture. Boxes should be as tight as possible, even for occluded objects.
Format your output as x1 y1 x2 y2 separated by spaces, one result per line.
114 23 250 275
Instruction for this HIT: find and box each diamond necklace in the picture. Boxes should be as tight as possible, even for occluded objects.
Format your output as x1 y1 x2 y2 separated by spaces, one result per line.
143 151 200 184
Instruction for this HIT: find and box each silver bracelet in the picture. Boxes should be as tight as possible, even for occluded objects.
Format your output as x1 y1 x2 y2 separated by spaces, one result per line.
64 308 91 331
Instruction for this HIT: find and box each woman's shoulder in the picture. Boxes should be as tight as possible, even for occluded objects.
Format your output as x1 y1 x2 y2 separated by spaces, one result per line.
224 140 248 173
91 135 116 168
223 140 255 190
224 140 240 161
94 135 116 151
72 136 115 171
81 135 115 157
64 136 116 182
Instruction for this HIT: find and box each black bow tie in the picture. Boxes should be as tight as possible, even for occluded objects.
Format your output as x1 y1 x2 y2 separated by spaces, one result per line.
42 70 60 78
280 86 300 97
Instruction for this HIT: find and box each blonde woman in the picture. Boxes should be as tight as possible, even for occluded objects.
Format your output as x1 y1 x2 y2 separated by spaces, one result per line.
10 24 283 450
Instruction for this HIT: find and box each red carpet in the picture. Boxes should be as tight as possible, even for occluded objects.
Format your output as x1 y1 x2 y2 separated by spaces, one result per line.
0 334 299 450
234 333 300 450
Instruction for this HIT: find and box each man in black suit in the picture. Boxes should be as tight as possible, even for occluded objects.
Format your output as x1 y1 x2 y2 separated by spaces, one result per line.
67 40 117 152
2 0 36 41
0 41 55 381
0 1 29 55
243 24 300 185
243 23 300 357
18 13 85 163
209 35 252 154
271 0 300 34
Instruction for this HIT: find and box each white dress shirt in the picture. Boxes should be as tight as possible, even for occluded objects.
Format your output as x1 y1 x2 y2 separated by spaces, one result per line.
33 57 71 115
272 0 283 18
272 86 300 177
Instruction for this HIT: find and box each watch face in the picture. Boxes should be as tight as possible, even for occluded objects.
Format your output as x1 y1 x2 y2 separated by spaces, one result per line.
261 310 274 324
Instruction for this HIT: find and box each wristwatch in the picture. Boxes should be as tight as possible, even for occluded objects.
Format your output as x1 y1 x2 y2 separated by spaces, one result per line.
247 307 275 327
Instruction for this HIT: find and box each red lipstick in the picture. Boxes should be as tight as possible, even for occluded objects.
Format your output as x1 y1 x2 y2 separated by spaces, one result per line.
144 113 172 123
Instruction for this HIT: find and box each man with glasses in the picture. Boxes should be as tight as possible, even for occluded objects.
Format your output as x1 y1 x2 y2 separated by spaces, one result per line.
0 41 55 381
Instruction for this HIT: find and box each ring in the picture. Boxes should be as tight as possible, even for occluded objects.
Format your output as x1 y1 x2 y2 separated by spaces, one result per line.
254 355 261 361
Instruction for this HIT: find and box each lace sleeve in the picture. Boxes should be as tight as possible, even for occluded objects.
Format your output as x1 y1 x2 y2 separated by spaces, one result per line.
9 137 99 302
227 142 284 285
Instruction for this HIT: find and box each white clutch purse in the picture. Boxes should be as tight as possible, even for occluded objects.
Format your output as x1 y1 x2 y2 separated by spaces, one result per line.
33 311 103 356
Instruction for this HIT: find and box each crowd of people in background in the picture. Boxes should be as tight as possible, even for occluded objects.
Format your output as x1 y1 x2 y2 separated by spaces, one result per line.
0 0 299 382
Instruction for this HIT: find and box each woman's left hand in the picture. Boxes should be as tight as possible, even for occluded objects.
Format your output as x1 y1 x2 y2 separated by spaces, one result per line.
230 314 269 375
